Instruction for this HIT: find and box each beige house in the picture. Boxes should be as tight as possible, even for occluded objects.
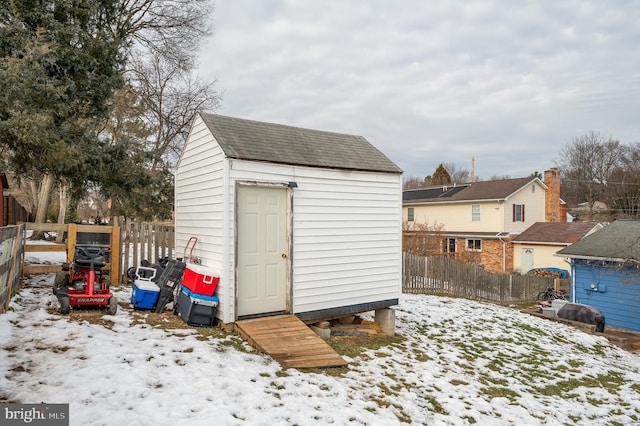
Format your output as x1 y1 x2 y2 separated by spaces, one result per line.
511 221 603 274
403 169 563 273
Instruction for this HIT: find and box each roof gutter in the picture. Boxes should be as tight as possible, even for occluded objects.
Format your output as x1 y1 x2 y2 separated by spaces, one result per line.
554 253 639 266
403 198 505 206
513 241 571 246
553 253 625 261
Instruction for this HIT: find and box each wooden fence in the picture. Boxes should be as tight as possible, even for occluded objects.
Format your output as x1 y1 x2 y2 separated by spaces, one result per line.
22 223 120 285
118 218 175 283
0 224 25 313
8 219 174 287
0 219 174 297
3 195 32 226
403 253 566 305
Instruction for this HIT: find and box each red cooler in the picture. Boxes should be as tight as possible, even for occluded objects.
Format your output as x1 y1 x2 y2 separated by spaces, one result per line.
182 264 219 296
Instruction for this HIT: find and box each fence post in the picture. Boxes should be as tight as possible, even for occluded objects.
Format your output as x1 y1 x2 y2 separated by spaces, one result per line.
132 219 140 271
110 225 120 285
11 224 24 302
146 222 152 263
67 223 77 262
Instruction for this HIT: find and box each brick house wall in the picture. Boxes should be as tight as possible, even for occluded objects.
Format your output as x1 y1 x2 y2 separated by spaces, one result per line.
544 168 563 222
480 238 514 273
402 235 515 274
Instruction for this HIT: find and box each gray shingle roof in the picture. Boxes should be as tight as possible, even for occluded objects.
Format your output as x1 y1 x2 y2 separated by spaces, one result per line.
199 113 402 174
403 177 540 204
512 221 602 245
556 220 640 262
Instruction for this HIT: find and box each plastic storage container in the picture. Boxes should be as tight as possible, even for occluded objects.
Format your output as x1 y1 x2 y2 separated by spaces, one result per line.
154 259 187 313
175 287 219 326
181 264 219 296
131 280 160 310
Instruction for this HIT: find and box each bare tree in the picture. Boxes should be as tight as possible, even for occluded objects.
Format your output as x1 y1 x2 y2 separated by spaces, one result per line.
442 162 471 184
403 176 427 190
402 221 445 256
557 131 625 220
127 52 221 170
113 0 215 68
607 143 640 218
487 174 512 181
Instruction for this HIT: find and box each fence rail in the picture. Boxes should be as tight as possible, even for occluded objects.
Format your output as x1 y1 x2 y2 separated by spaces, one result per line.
403 253 566 305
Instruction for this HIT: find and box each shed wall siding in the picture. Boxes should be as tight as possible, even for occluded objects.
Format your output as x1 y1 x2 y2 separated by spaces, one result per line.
229 160 402 316
573 262 640 332
175 116 231 322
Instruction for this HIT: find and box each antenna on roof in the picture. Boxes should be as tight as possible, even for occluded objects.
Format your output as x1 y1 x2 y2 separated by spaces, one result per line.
471 156 475 183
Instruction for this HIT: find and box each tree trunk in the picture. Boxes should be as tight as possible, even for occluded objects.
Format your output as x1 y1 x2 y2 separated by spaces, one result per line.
29 179 39 214
31 173 54 239
56 180 68 243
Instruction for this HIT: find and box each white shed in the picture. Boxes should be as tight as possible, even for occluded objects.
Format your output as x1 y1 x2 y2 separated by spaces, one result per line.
175 113 403 326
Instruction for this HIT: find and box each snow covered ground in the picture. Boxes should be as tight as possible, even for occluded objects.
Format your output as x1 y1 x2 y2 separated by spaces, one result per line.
1 250 640 425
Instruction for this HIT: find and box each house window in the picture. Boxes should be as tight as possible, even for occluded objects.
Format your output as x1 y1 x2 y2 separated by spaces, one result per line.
466 239 482 251
444 238 456 253
513 204 525 222
531 184 536 193
407 207 414 222
471 204 480 221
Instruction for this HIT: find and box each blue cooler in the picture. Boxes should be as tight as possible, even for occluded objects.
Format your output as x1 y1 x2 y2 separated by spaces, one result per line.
175 287 218 326
131 280 160 310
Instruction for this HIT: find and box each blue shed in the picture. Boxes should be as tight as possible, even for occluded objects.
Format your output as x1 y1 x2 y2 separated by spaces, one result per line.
556 220 640 332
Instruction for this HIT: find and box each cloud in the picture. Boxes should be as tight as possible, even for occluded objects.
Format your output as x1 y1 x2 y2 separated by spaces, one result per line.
199 0 640 180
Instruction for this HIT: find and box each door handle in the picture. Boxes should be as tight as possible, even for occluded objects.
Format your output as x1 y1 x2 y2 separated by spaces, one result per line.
281 253 288 259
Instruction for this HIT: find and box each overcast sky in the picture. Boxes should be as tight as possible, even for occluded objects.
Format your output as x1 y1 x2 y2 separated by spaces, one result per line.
198 1 640 181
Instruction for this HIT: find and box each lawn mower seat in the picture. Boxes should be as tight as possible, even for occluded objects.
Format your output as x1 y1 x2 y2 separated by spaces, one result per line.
74 246 107 268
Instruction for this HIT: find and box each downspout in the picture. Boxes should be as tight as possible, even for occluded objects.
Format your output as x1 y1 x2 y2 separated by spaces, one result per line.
570 259 576 303
497 233 506 273
561 257 575 303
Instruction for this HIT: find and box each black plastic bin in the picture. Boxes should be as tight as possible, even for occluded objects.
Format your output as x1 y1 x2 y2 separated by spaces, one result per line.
175 287 218 326
153 260 186 313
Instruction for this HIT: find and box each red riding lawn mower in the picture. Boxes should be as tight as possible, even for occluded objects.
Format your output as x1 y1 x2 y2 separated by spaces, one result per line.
53 245 118 315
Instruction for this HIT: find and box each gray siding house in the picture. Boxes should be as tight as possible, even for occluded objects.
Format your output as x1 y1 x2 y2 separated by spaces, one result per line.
556 220 640 332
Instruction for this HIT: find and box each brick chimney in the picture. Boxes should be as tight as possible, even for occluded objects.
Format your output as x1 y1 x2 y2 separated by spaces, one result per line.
544 168 563 222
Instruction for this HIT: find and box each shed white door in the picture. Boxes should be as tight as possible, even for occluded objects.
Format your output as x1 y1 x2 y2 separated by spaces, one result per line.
237 185 288 317
521 248 534 273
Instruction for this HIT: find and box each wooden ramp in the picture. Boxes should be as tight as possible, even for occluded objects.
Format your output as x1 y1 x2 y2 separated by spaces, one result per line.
236 315 347 369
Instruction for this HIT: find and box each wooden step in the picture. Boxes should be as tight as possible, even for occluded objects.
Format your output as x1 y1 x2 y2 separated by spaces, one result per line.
236 315 347 369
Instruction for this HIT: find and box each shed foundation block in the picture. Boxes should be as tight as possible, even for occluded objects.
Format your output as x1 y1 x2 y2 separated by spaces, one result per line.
375 308 396 336
309 321 331 340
